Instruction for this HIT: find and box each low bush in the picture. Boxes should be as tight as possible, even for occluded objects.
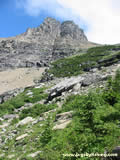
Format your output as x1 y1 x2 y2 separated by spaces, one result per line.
19 103 57 119
48 45 120 77
0 87 48 117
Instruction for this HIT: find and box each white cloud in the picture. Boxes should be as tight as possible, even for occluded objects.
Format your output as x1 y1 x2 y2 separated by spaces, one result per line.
16 0 120 44
16 0 63 17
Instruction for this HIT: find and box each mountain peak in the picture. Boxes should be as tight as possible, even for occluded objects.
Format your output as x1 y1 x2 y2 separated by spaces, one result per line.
0 17 96 71
23 17 87 42
61 20 87 41
43 17 59 23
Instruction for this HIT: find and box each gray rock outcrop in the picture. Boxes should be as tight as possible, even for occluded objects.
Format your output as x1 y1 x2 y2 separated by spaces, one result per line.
47 72 108 102
0 88 24 104
0 17 96 71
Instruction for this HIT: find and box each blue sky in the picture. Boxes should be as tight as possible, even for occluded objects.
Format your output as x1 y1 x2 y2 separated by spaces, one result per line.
0 0 51 37
0 0 120 44
0 0 87 38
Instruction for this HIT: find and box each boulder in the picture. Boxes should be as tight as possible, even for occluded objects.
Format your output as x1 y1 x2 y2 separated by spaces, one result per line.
81 73 107 87
0 117 3 122
55 111 73 122
32 117 44 125
73 83 81 92
53 119 72 130
17 117 34 126
47 73 108 102
7 154 15 159
53 111 73 130
47 76 84 101
42 109 57 117
0 123 9 129
16 134 28 141
26 91 33 96
3 114 19 120
27 151 42 158
0 153 5 158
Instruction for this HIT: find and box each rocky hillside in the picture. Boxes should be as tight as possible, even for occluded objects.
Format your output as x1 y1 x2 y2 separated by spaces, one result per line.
1 18 120 159
1 44 120 159
0 17 96 71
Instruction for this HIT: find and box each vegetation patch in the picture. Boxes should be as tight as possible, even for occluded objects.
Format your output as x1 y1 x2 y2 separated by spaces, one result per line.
19 103 57 119
23 87 48 103
0 87 48 117
48 45 120 77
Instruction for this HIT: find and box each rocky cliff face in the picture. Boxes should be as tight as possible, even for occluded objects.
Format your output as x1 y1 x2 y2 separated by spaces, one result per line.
0 17 95 71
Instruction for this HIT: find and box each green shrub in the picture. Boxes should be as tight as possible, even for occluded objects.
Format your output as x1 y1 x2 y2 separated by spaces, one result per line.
10 97 25 109
47 45 120 77
19 103 57 119
0 103 14 116
23 87 48 103
11 118 19 125
40 116 53 146
0 87 48 117
47 93 120 158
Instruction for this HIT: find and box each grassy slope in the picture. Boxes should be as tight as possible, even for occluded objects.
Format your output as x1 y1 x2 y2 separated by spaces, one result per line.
48 45 120 77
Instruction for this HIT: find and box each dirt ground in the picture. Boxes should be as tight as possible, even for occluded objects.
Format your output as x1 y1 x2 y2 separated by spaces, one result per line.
0 67 46 95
